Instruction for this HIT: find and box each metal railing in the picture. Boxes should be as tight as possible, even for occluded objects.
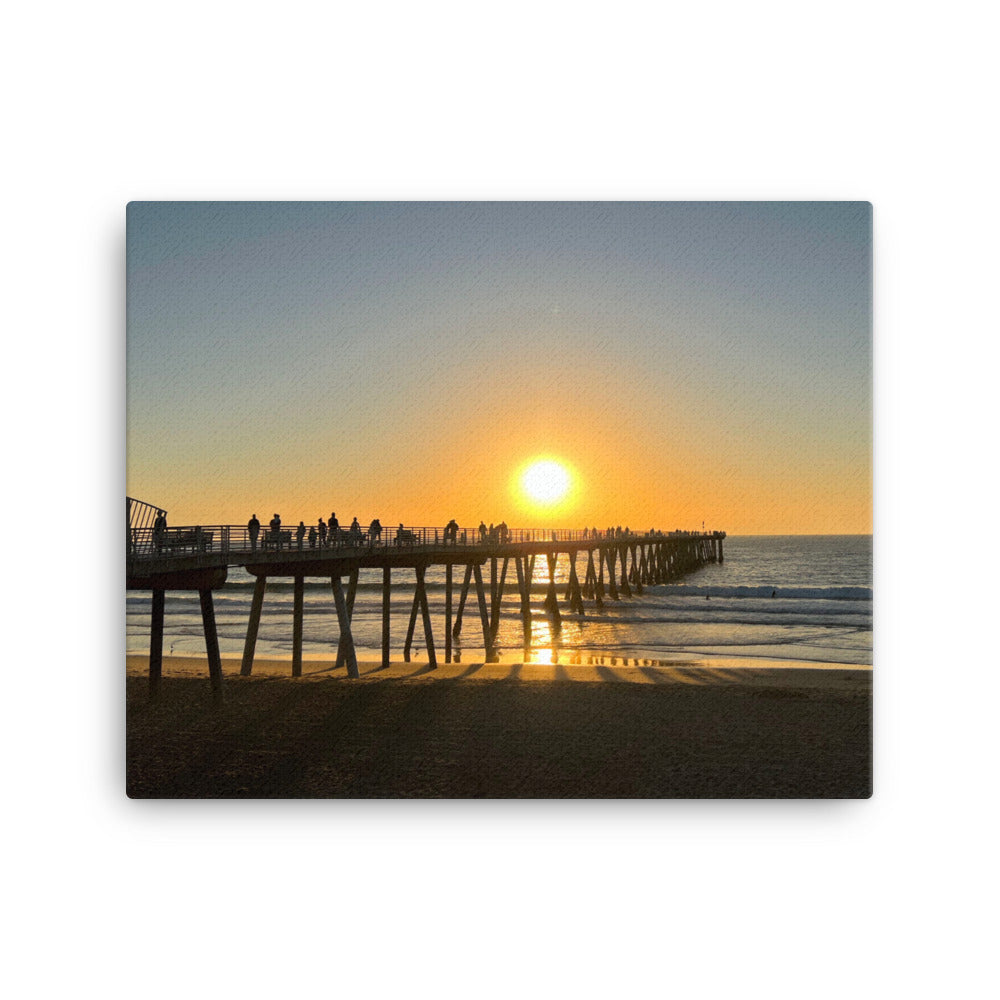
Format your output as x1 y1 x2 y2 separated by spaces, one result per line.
127 521 724 561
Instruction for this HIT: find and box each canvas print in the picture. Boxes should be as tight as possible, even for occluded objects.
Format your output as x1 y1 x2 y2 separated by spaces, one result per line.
126 201 872 798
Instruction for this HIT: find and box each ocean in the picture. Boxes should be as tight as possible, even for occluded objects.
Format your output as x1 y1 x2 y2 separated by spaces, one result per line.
126 535 872 669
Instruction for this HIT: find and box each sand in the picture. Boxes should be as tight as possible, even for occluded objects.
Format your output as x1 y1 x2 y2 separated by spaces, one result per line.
126 655 872 799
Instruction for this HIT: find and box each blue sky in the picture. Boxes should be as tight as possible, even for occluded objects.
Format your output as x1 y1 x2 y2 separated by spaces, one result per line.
127 201 871 532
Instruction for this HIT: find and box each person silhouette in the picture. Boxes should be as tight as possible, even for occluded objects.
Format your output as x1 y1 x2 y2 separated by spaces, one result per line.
153 510 167 554
248 513 260 552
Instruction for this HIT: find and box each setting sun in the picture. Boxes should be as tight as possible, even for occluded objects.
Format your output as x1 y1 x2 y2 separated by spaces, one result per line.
522 460 570 504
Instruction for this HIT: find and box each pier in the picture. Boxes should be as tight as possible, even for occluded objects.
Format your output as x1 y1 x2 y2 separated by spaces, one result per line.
127 498 725 701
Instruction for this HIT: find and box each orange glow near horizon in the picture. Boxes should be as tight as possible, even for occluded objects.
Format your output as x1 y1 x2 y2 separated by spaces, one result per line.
126 433 871 536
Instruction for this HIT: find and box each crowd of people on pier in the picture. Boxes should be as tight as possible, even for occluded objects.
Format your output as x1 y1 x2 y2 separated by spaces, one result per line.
240 515 709 554
477 521 510 545
245 512 390 552
139 507 712 559
243 513 496 552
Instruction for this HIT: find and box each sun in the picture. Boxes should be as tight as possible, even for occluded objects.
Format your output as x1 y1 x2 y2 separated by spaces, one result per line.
521 459 572 505
509 455 581 520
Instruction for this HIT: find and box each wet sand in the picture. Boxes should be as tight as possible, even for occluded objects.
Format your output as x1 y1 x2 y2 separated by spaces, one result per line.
126 655 872 798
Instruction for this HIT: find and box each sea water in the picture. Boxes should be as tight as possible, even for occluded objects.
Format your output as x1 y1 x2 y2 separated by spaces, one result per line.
126 536 872 668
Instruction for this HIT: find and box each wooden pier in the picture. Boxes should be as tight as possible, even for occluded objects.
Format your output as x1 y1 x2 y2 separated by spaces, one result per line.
127 499 724 701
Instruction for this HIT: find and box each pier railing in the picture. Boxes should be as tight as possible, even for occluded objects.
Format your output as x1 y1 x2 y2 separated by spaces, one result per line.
127 523 725 560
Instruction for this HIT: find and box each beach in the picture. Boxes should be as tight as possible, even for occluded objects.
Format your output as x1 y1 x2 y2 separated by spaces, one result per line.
126 654 872 798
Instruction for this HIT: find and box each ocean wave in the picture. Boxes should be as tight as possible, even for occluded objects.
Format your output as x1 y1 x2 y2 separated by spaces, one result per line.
645 584 872 601
127 580 873 602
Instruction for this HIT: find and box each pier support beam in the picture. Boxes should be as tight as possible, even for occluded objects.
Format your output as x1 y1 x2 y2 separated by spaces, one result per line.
606 547 619 600
292 575 304 678
515 555 532 650
473 562 498 662
149 588 165 700
639 545 653 593
445 563 453 663
130 565 228 702
595 548 606 605
241 576 267 676
567 554 585 615
381 566 391 669
543 552 562 628
335 567 359 672
619 545 632 598
490 557 509 642
583 550 596 599
416 564 437 668
198 588 224 704
453 564 473 638
330 575 359 678
404 577 420 661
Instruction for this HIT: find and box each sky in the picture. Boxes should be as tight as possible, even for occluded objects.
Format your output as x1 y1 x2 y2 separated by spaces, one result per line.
126 201 871 534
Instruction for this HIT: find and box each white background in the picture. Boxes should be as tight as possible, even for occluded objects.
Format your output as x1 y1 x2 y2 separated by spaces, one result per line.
5 2 996 997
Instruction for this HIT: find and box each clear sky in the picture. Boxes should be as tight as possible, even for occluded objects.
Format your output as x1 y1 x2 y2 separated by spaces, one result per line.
126 202 871 534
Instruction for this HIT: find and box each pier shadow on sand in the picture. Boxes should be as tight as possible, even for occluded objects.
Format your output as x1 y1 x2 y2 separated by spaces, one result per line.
126 667 872 799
